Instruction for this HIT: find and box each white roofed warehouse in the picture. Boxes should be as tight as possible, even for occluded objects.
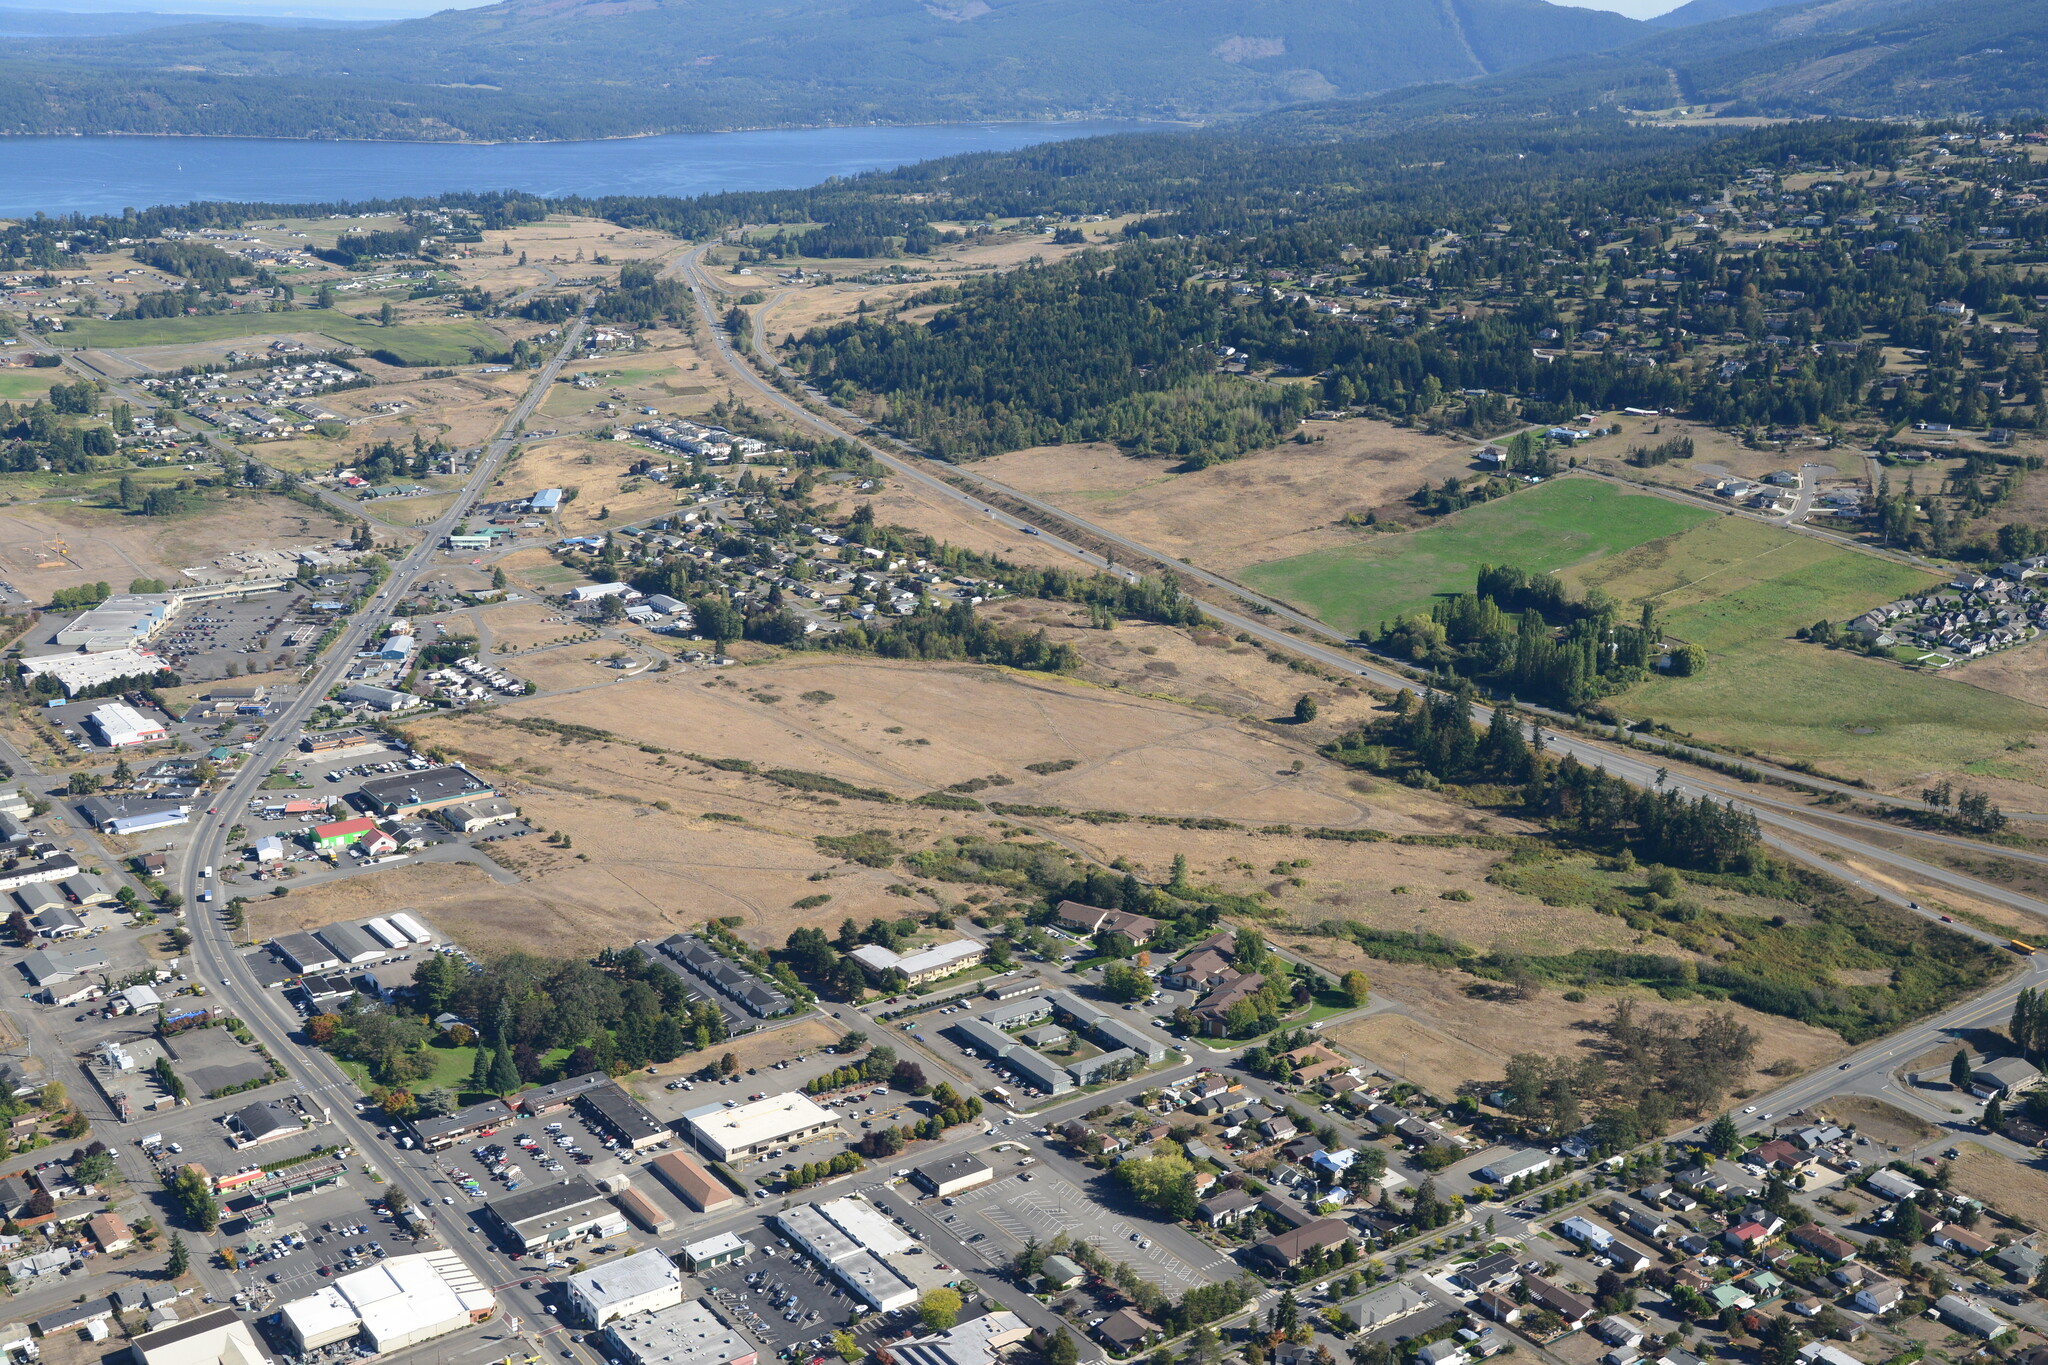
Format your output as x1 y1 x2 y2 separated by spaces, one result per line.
277 1251 494 1354
681 1093 840 1163
86 703 167 747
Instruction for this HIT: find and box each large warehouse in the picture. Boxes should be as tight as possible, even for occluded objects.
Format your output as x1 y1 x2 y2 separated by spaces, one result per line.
278 1252 495 1353
603 1299 757 1365
773 1199 919 1312
86 703 167 747
681 1093 839 1163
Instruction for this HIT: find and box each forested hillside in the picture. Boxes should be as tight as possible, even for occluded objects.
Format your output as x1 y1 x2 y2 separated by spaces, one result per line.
0 0 1640 140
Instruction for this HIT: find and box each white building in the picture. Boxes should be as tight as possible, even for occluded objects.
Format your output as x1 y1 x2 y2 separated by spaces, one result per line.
846 938 984 985
773 1201 920 1312
682 1093 840 1163
603 1299 758 1365
19 647 162 696
278 1252 493 1353
567 1248 683 1327
129 1307 273 1365
86 703 167 747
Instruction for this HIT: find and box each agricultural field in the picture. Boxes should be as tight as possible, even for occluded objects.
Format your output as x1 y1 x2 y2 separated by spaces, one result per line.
1577 415 1868 490
56 311 506 367
0 368 60 403
1240 476 1712 635
972 419 1481 572
1573 516 2048 792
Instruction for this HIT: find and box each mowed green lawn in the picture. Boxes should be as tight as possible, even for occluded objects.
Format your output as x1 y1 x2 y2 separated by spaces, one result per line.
60 311 504 367
1239 478 1713 634
1568 517 2048 778
0 369 62 402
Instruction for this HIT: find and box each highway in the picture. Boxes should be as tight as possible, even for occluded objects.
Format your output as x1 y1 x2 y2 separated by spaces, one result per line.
669 245 2048 939
162 302 597 1335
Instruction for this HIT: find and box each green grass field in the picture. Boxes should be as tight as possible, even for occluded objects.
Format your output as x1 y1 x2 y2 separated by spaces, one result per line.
1568 517 2048 778
59 311 505 367
0 369 61 402
1239 478 1713 634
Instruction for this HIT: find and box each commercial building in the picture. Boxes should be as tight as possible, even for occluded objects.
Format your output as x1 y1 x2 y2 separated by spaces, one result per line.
78 796 189 836
772 1202 919 1312
567 1248 684 1327
892 1313 1031 1365
277 1252 494 1353
272 932 342 975
227 1100 304 1148
314 922 386 964
128 1307 272 1365
612 1185 674 1234
409 1101 512 1152
359 766 495 817
514 1070 613 1116
439 797 520 833
913 1154 995 1199
846 938 985 986
530 489 564 513
1477 1149 1554 1185
56 595 172 653
649 1151 736 1212
311 817 382 852
20 648 163 696
336 685 420 713
579 1081 669 1151
679 1232 747 1271
681 1094 839 1163
87 703 168 747
483 1177 628 1252
602 1299 757 1365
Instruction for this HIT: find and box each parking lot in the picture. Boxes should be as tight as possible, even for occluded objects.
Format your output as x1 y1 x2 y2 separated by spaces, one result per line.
699 1234 857 1352
151 587 335 682
895 1168 1234 1294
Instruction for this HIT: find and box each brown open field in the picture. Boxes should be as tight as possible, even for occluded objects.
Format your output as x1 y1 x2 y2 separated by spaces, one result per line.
458 599 589 654
1949 1143 2048 1230
1810 1094 1941 1148
1579 415 1867 491
624 1017 846 1094
504 437 687 535
0 490 343 596
1324 959 1842 1104
843 476 1077 571
970 422 1482 572
501 639 646 693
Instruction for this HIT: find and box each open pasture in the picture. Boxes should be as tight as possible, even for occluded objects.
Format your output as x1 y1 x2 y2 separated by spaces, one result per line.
1240 476 1711 635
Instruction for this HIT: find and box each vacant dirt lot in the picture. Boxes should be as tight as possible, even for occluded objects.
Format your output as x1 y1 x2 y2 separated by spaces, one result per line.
1323 950 1843 1107
1949 1143 2048 1230
0 489 344 596
1811 1094 1941 1148
972 422 1481 572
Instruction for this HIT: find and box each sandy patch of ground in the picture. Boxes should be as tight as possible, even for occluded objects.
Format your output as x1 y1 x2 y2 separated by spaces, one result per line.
971 422 1480 572
1948 1143 2048 1229
1810 1094 1941 1148
1331 1014 1507 1099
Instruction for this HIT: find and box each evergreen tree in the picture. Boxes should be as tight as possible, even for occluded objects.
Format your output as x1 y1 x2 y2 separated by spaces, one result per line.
487 1044 520 1095
1951 1048 1973 1090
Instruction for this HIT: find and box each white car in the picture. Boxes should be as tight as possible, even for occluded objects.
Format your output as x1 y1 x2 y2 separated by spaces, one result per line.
1743 1105 1758 1114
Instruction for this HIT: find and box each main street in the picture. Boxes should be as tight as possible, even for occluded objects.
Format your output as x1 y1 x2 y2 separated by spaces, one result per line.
159 302 597 1342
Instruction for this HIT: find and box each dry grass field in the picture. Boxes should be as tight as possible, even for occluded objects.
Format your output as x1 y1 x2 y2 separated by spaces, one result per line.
501 437 687 535
1948 1143 2048 1229
0 491 342 596
1324 967 1842 1102
1578 415 1867 490
500 639 644 692
972 421 1480 571
1812 1095 1941 1148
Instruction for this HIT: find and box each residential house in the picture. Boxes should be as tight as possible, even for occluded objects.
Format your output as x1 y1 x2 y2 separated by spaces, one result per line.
1524 1276 1595 1328
1931 1224 1994 1257
1095 1310 1164 1354
1934 1294 2012 1339
1790 1224 1856 1263
1852 1277 1903 1314
1250 1219 1353 1270
1053 901 1159 944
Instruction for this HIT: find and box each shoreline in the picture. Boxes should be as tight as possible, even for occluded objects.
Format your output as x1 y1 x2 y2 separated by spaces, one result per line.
0 116 1202 150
